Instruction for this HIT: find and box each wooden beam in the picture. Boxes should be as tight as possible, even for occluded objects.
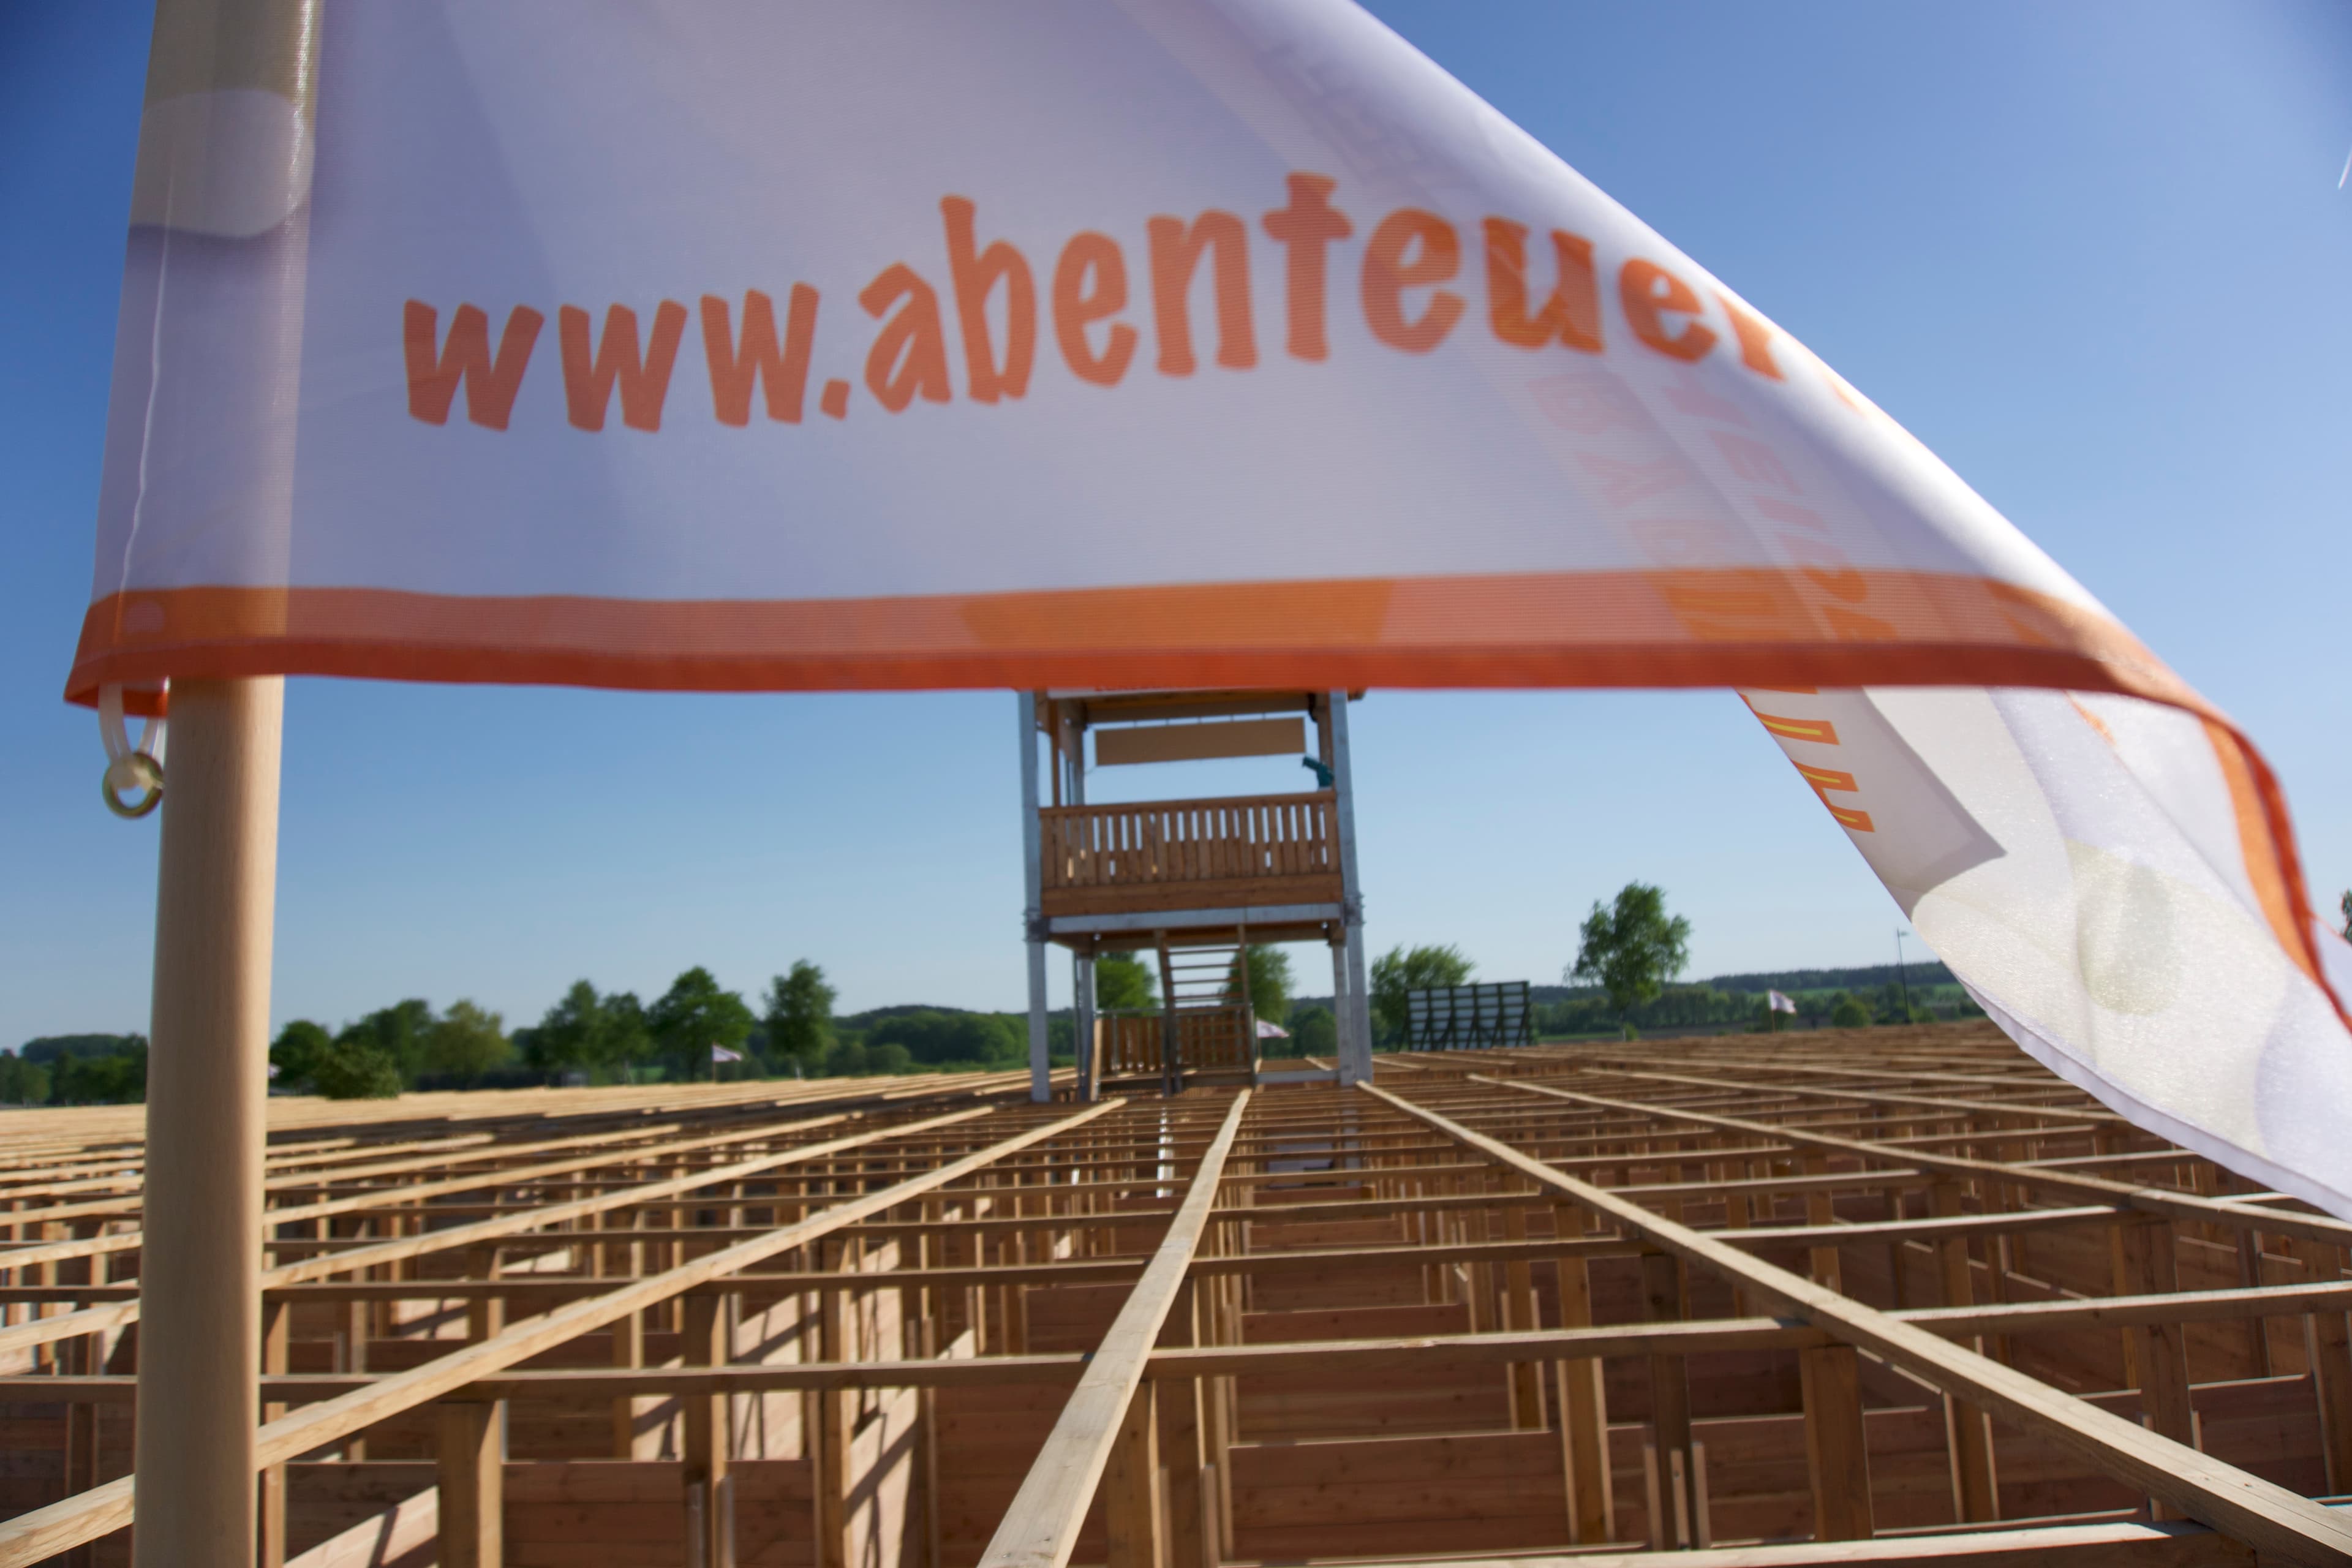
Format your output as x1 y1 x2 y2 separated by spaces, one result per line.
0 1101 1123 1568
0 1104 1005 1365
1368 1083 2352 1568
978 1094 1250 1568
1528 1068 2352 1250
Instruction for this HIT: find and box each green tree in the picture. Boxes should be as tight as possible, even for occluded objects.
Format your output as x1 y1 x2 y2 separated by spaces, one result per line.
521 982 652 1081
0 1054 51 1105
339 1000 435 1087
1094 953 1157 1011
522 982 598 1078
1371 944 1475 1043
1570 883 1691 1038
309 1035 402 1099
1285 1005 1336 1058
1829 992 1872 1028
1224 946 1292 1025
649 968 756 1081
422 999 511 1085
271 1020 333 1091
597 992 653 1077
52 1049 145 1104
763 961 837 1070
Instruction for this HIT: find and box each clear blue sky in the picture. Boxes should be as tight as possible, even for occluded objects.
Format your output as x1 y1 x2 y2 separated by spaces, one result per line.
3 3 2347 1047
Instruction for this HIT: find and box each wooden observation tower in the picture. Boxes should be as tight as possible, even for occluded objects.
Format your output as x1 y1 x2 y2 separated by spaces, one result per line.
1017 690 1375 1099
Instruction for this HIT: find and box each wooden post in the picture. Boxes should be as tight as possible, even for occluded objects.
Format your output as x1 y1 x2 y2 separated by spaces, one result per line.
2294 1242 2352 1494
1929 1180 1998 1522
437 1400 505 1568
816 1243 853 1568
468 1245 505 1341
1802 1152 1843 1291
1800 1344 1874 1542
259 1298 291 1568
2117 1215 2194 1520
1502 1197 1543 1428
684 1292 734 1568
1553 1218 1613 1547
1158 1283 1209 1568
61 1332 100 1568
134 677 285 1568
1105 1379 1164 1568
1640 1250 1692 1548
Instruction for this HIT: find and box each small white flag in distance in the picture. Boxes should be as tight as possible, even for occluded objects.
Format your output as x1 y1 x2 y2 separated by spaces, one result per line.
1768 990 1798 1015
710 1044 744 1064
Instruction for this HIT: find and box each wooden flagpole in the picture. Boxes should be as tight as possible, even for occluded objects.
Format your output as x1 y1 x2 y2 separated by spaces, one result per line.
135 678 285 1568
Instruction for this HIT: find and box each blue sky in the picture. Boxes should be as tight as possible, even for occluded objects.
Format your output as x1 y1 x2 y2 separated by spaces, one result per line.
2 2 2348 1047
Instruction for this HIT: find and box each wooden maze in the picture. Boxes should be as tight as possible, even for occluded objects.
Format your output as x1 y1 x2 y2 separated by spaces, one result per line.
2 1021 2350 1567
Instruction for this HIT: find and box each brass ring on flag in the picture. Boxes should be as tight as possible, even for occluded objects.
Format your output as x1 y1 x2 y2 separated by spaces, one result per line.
102 752 164 820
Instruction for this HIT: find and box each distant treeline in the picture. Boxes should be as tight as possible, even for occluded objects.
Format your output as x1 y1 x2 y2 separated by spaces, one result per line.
0 1034 148 1107
246 967 1085 1101
6 957 1972 1107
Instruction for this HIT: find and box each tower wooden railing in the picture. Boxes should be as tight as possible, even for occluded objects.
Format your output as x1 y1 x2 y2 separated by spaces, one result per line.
1039 791 1341 918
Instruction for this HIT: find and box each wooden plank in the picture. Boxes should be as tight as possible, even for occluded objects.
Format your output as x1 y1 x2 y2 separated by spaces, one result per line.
978 1093 1250 1568
1378 1081 2352 1568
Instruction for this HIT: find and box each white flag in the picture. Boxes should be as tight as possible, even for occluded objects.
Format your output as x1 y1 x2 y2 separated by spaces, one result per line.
1766 990 1798 1016
74 1 2352 1216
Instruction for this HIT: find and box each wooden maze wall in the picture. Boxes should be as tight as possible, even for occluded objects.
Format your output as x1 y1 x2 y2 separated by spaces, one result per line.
1 1022 2350 1567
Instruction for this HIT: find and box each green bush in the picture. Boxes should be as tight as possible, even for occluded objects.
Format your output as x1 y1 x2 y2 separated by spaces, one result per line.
310 1039 403 1099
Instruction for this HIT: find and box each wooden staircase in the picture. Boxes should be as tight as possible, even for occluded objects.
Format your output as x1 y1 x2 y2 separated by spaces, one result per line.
1091 932 1262 1095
